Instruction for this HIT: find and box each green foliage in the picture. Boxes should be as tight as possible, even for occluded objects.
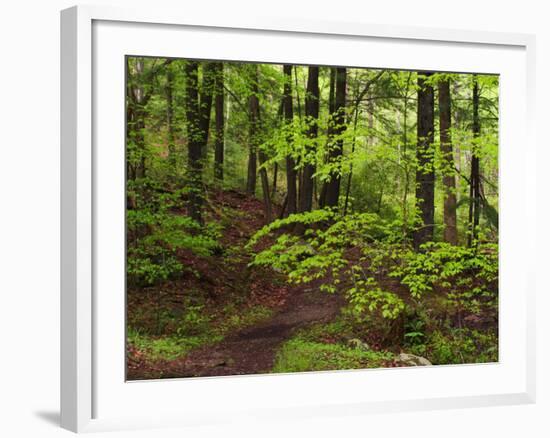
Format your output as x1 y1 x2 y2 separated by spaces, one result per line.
249 210 404 320
425 328 498 365
128 327 220 361
126 57 501 376
390 241 498 314
127 178 221 286
272 338 392 373
249 210 498 324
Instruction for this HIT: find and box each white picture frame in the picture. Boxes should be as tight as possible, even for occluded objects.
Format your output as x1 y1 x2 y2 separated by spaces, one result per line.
60 4 536 433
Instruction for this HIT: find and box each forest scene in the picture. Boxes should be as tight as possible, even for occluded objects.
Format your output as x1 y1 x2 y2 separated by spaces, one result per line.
126 56 499 380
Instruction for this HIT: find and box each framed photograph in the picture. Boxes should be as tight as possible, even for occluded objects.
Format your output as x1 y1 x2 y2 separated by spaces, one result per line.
61 4 536 433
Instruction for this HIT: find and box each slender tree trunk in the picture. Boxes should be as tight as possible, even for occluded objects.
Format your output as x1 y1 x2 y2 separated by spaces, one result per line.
367 97 375 147
184 61 204 224
126 58 136 181
258 149 273 222
136 59 146 179
199 62 216 160
400 72 412 237
324 67 347 208
439 78 458 245
129 58 147 179
246 65 258 195
319 68 336 207
283 65 297 215
249 65 272 221
298 66 319 213
246 147 257 194
166 59 176 169
413 72 435 250
271 162 278 199
468 76 482 247
343 103 360 215
453 80 462 205
213 63 225 182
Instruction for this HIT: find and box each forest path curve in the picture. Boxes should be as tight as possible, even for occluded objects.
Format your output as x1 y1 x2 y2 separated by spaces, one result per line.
160 285 344 378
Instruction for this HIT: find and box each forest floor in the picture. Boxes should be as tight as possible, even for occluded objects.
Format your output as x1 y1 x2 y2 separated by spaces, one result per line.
157 282 344 378
127 189 348 380
127 187 498 380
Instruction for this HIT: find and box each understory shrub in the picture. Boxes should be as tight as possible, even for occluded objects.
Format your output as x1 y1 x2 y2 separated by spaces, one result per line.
248 210 498 326
127 177 221 286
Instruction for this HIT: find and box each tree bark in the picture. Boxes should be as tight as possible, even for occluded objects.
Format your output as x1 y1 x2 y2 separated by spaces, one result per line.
468 76 482 247
184 61 204 224
213 63 225 182
199 62 216 159
166 59 176 169
283 65 297 215
413 72 435 250
249 65 272 221
271 162 278 199
127 58 148 179
246 65 258 195
343 102 360 215
298 66 319 213
319 68 336 207
323 67 347 208
439 78 458 245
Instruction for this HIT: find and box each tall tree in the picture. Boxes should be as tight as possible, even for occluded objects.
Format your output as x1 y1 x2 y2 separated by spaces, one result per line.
199 62 216 159
249 65 272 221
246 65 258 195
323 67 347 208
318 68 336 207
183 61 215 224
283 64 297 215
468 75 482 247
126 58 152 180
439 77 458 245
213 62 225 182
299 66 319 213
184 61 204 224
165 59 176 169
413 72 435 249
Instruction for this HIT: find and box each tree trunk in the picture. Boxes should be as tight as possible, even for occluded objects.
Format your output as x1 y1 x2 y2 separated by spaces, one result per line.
127 58 147 179
126 58 136 181
468 76 482 247
343 103 360 215
324 67 347 208
213 63 225 182
298 66 319 213
199 62 216 159
319 68 336 207
413 72 435 250
184 61 204 224
258 149 273 222
271 162 278 199
246 65 258 195
249 65 272 221
166 59 176 169
283 65 297 215
439 78 458 245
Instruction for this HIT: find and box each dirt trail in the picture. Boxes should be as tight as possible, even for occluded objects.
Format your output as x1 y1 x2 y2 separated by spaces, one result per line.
159 286 343 378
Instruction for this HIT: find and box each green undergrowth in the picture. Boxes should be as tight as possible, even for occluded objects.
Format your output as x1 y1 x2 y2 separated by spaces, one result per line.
128 304 273 362
272 319 393 373
273 339 392 373
412 328 498 365
128 327 221 361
